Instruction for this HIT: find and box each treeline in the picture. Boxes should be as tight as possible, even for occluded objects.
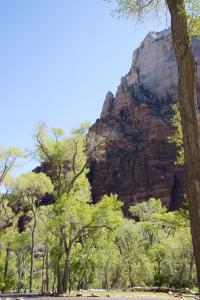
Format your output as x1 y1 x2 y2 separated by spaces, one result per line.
0 123 197 294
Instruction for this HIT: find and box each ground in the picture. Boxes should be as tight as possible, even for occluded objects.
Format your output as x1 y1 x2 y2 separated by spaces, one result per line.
0 296 194 300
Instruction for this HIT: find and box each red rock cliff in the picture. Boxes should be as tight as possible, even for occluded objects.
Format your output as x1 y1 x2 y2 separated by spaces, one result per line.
87 29 200 213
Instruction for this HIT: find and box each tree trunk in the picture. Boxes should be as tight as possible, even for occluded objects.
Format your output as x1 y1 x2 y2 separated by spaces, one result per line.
45 245 49 292
62 251 70 293
3 242 10 292
52 271 56 293
16 252 22 293
167 0 200 292
188 252 195 287
57 261 63 295
62 231 72 294
29 229 35 293
41 254 45 293
24 271 27 293
57 231 64 295
22 254 27 293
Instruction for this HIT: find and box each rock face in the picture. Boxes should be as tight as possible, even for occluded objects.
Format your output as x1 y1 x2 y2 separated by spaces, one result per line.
87 29 200 214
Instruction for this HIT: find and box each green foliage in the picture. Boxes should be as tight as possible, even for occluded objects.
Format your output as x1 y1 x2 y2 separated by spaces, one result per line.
105 0 165 21
129 199 194 287
115 220 154 287
0 122 196 293
186 0 200 36
168 104 184 165
33 122 89 198
14 172 53 198
130 198 167 220
0 253 5 291
0 145 23 186
106 0 200 37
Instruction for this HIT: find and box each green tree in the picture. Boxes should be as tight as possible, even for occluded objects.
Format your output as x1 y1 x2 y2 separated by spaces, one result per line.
11 172 53 293
115 220 153 287
33 122 90 197
50 193 123 294
12 231 31 293
0 223 18 292
0 146 23 231
0 146 23 186
130 198 192 287
168 104 184 165
33 123 91 294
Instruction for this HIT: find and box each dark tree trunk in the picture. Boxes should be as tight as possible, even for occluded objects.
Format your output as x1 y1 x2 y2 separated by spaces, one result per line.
167 0 200 292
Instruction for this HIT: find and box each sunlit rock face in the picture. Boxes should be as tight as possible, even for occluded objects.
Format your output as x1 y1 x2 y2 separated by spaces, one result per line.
87 29 200 214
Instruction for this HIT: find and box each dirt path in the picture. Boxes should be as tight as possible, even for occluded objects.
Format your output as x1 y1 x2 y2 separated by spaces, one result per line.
0 296 189 300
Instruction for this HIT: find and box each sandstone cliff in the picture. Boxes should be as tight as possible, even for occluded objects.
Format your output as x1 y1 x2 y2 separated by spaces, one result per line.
87 29 200 213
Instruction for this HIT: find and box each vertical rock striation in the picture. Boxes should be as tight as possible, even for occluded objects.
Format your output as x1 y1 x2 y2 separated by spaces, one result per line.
87 29 200 213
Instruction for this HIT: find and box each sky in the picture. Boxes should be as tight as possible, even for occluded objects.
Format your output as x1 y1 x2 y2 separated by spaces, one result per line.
0 0 167 172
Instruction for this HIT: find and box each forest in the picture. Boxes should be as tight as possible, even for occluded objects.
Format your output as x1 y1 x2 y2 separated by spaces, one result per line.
0 123 196 294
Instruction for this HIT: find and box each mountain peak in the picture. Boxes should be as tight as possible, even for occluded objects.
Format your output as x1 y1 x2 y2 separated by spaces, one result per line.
87 29 200 213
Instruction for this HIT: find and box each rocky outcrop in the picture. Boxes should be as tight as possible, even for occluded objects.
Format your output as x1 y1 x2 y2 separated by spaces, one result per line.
87 29 200 214
101 92 115 118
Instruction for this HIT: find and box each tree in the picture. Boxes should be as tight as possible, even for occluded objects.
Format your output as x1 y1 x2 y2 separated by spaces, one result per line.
0 146 23 231
33 123 91 294
12 231 31 293
115 220 153 287
33 123 122 294
106 0 200 291
33 122 90 198
0 220 18 292
0 146 23 187
130 198 193 287
168 104 184 166
50 193 123 294
11 172 53 293
35 205 55 294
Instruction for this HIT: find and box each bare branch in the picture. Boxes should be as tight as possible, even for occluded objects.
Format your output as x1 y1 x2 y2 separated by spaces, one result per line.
72 140 78 175
141 0 154 9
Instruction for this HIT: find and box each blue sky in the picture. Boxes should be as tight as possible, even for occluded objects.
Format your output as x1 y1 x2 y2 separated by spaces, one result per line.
0 0 167 171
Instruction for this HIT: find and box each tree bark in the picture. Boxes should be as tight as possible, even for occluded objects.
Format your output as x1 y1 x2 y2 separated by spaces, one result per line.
29 228 35 293
62 233 72 294
22 253 27 293
29 208 37 294
41 254 45 293
3 242 10 292
57 262 63 295
16 251 22 293
167 0 200 292
188 252 194 287
62 254 70 293
57 230 64 295
45 245 49 292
